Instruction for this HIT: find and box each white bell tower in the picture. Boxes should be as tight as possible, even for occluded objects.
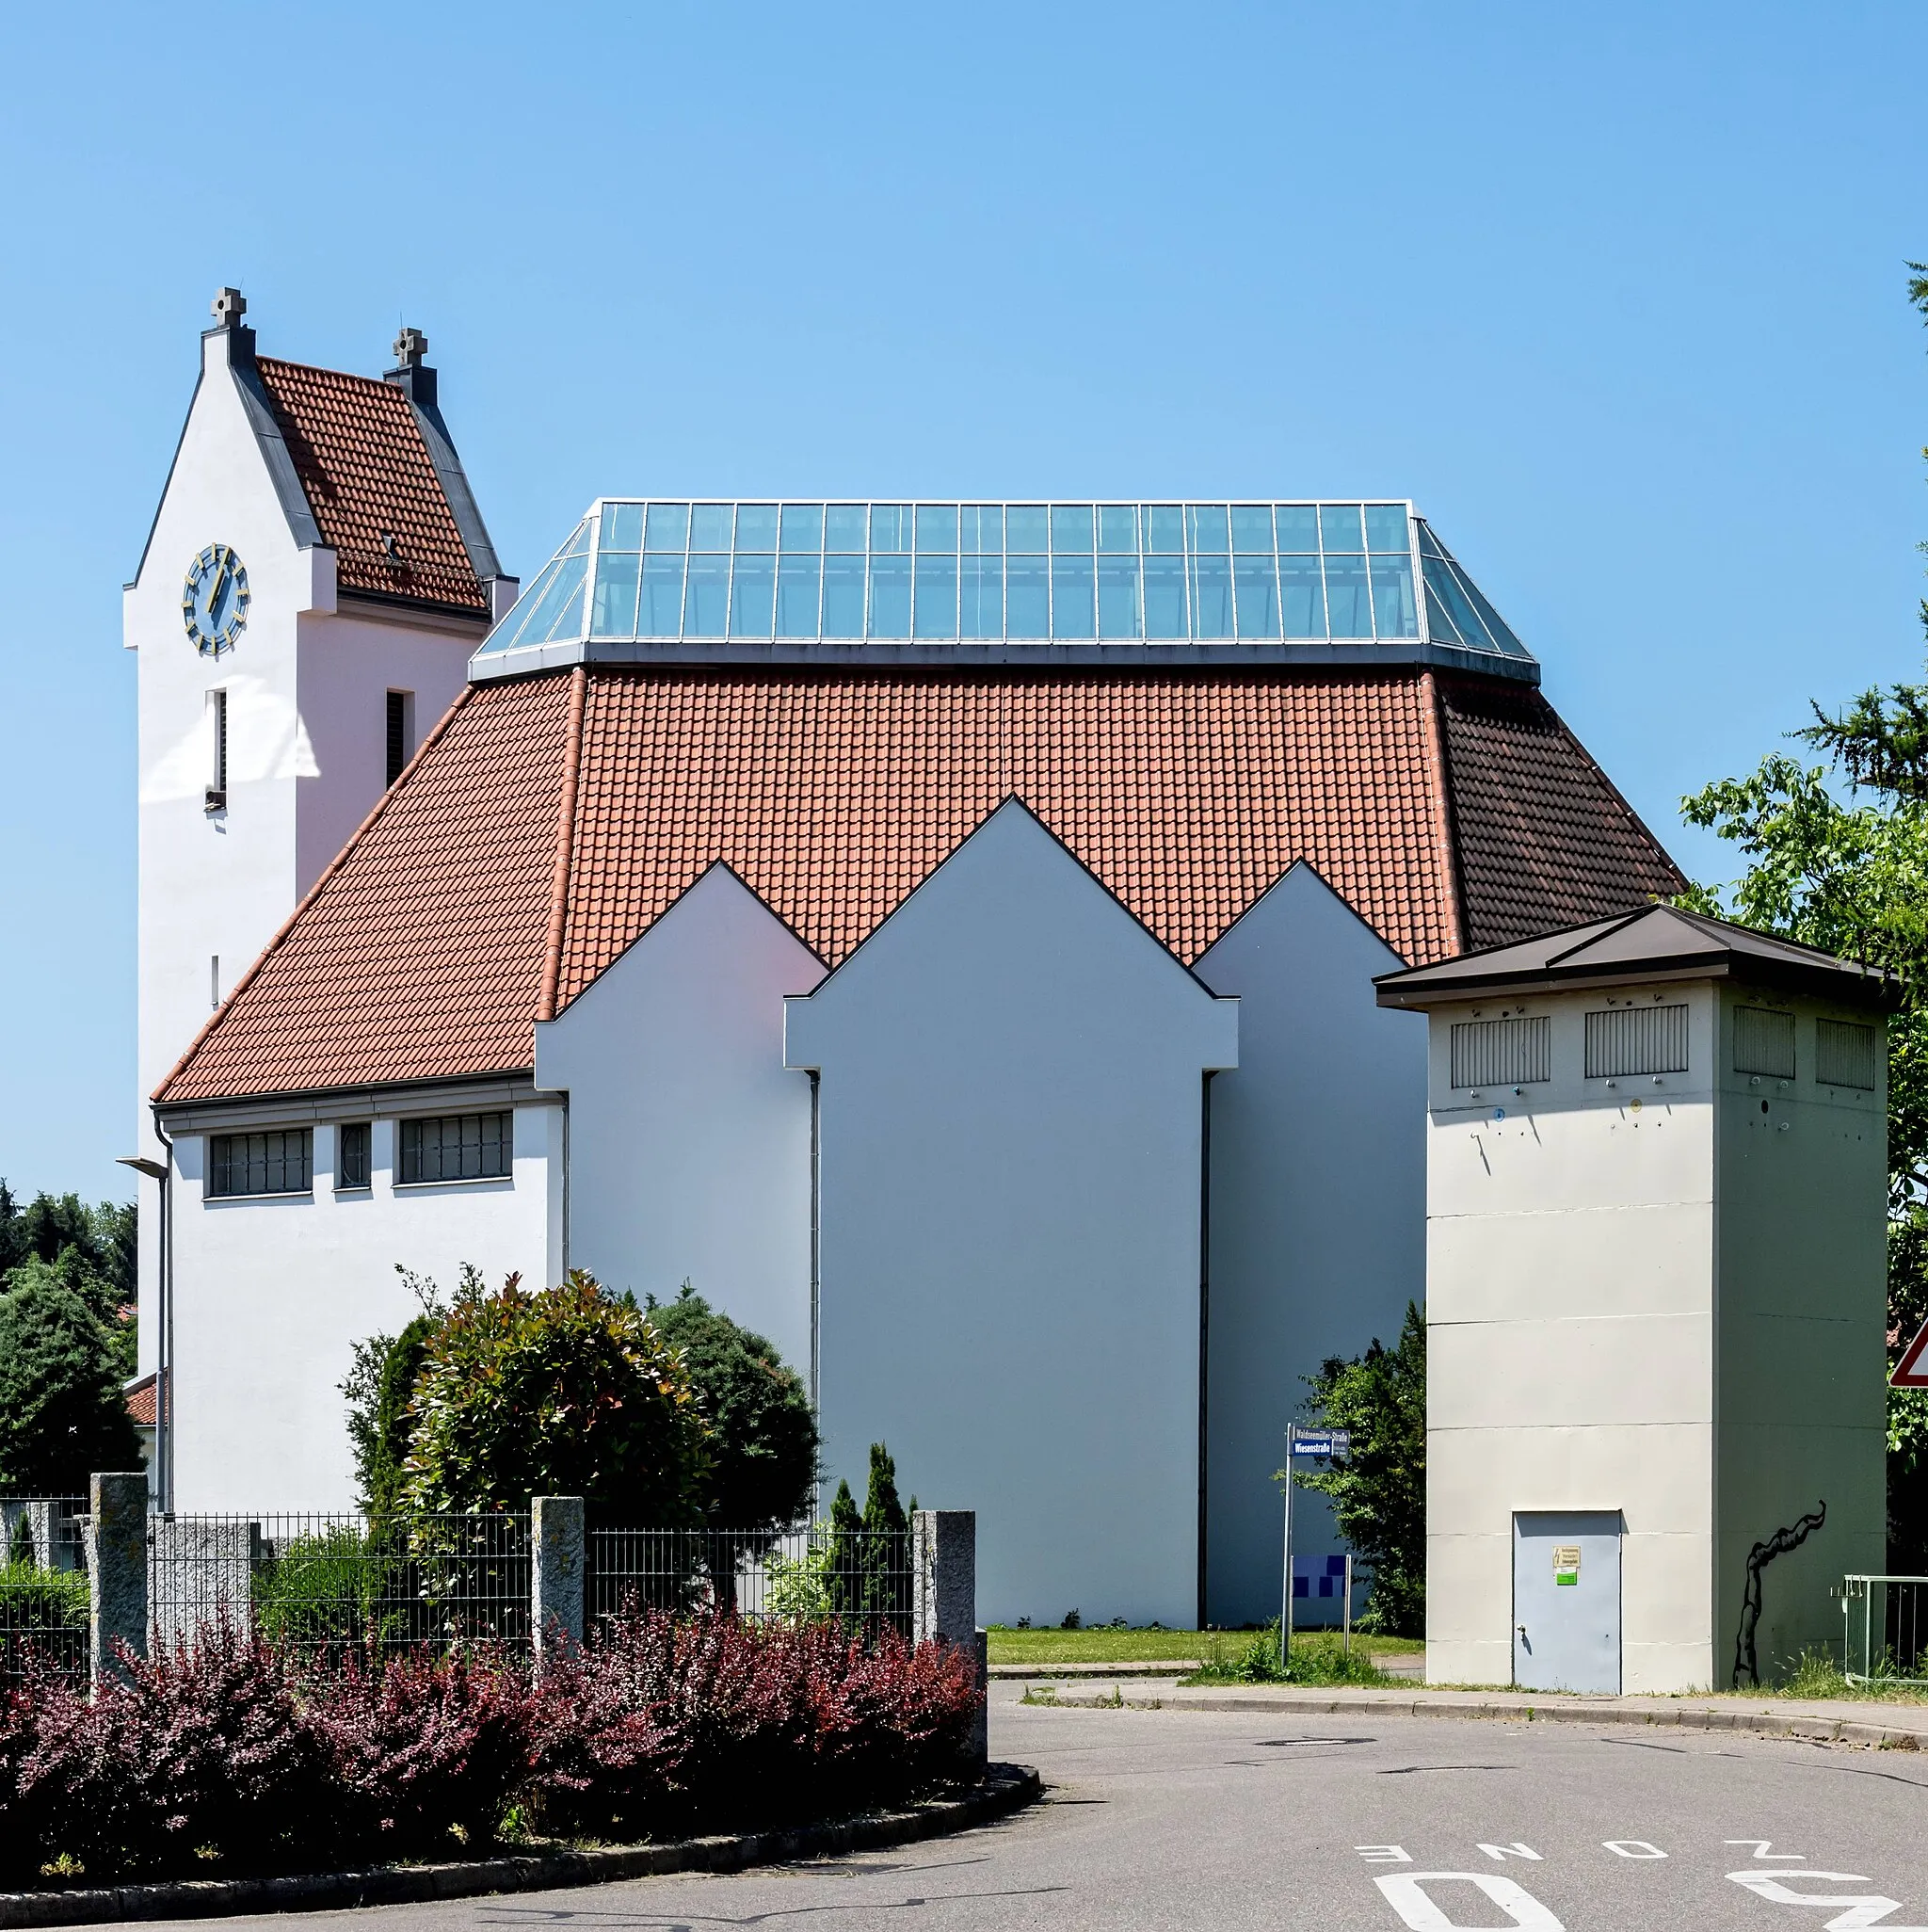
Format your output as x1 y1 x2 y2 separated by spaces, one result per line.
124 291 512 1493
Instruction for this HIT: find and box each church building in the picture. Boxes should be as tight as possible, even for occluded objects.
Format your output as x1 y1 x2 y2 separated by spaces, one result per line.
131 295 1683 1628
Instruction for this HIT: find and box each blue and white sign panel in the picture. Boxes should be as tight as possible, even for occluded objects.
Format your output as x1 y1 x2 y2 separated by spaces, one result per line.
1290 1428 1350 1458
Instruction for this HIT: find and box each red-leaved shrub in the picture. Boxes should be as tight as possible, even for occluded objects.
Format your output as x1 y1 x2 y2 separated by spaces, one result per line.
0 1613 981 1887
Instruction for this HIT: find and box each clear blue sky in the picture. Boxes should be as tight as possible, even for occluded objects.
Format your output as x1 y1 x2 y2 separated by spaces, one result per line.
3 1 1923 1203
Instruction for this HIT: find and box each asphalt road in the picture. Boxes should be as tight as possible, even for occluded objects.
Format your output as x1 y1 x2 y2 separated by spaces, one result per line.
120 1683 1928 1932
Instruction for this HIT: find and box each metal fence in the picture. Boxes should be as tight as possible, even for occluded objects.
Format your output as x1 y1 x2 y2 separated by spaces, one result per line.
1842 1574 1928 1684
0 1496 89 1684
152 1512 535 1660
590 1523 915 1634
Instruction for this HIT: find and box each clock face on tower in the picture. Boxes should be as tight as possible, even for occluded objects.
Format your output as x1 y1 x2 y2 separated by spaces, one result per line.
182 543 249 655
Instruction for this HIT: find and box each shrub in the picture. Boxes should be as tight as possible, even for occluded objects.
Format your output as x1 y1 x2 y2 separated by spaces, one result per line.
398 1271 709 1529
0 1610 979 1885
252 1526 404 1655
0 1563 88 1634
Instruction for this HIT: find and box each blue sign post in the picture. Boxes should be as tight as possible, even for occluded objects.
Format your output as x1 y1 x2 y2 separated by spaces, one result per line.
1281 1425 1350 1661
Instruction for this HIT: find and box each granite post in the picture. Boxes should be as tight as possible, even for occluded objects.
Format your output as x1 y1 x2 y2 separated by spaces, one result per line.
531 1495 585 1664
85 1472 149 1688
913 1509 986 1770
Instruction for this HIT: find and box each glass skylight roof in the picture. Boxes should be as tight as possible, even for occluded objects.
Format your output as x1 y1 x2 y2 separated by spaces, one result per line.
474 501 1532 674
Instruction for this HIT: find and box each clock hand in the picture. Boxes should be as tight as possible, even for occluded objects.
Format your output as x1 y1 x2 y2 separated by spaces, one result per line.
208 559 229 620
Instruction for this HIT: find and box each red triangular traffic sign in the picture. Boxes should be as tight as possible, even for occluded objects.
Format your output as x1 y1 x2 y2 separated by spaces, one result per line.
1893 1317 1928 1389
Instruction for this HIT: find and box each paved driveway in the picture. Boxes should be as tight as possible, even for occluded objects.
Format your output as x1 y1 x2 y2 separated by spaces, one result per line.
127 1683 1928 1932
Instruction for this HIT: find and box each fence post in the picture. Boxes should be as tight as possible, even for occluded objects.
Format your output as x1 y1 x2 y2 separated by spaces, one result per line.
85 1472 149 1688
531 1495 585 1662
913 1510 986 1773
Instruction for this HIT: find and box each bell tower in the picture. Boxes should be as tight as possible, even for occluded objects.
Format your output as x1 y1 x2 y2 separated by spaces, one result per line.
124 291 513 1489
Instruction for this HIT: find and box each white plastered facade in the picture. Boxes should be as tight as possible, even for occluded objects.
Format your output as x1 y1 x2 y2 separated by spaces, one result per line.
1423 981 1887 1693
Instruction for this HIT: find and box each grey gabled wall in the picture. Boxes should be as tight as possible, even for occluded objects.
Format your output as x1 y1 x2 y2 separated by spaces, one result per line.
786 800 1237 1628
1196 863 1426 1627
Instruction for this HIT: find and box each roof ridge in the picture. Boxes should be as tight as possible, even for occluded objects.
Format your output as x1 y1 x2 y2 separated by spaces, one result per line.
255 352 409 395
538 667 589 1023
152 684 478 1103
1417 670 1466 956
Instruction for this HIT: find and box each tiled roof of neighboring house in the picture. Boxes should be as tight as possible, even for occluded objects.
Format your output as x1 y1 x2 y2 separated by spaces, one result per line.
125 1370 168 1427
157 666 1684 1104
254 358 491 614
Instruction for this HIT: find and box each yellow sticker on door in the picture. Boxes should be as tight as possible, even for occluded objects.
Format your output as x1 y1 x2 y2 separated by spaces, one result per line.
1553 1545 1582 1586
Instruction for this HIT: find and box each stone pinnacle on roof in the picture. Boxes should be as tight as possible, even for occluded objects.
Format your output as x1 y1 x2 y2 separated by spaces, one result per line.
211 286 247 329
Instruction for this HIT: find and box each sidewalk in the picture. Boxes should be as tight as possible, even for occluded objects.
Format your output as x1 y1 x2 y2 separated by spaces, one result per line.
1013 1677 1928 1750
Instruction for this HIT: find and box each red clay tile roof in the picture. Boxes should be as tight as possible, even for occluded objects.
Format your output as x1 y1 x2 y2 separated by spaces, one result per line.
126 1371 167 1427
254 358 490 615
1436 676 1682 950
157 666 1684 1104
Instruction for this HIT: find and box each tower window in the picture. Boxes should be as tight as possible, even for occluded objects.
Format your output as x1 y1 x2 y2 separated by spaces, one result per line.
207 689 228 811
386 691 413 786
336 1121 372 1189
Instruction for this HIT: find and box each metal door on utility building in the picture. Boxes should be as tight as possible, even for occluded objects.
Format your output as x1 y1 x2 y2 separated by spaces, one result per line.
1513 1511 1622 1694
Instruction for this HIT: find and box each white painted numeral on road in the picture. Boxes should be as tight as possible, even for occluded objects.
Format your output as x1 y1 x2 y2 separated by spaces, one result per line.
1727 1841 1806 1860
1375 1873 1565 1929
1602 1842 1666 1859
1728 1870 1928 1930
1479 1843 1543 1861
1357 1845 1413 1862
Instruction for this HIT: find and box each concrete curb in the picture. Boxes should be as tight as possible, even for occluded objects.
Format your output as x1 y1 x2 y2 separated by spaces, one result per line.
1024 1683 1928 1750
0 1764 1042 1928
990 1661 1200 1679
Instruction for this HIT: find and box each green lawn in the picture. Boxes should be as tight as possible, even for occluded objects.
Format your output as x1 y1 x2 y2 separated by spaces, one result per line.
985 1625 1423 1666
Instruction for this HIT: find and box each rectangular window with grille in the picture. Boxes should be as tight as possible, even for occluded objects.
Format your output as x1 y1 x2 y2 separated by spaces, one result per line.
1584 1004 1689 1078
399 1112 512 1184
209 1129 313 1198
336 1121 372 1189
1732 1006 1796 1079
1815 1018 1878 1089
1450 1015 1550 1088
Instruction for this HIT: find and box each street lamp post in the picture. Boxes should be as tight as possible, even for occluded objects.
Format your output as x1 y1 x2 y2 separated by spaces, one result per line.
116 1150 170 1513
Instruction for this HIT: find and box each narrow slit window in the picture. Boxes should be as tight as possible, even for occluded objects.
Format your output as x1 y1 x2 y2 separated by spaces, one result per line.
1585 1004 1689 1077
1731 1006 1795 1079
336 1121 372 1189
1815 1018 1878 1089
1450 1016 1550 1087
385 691 411 786
207 689 228 809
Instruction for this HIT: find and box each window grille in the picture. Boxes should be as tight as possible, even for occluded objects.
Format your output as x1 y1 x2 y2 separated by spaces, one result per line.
211 689 228 792
1732 1006 1795 1079
209 1130 312 1198
385 692 410 786
1815 1018 1878 1090
1450 1016 1550 1088
337 1121 372 1189
1584 1004 1689 1078
400 1112 512 1183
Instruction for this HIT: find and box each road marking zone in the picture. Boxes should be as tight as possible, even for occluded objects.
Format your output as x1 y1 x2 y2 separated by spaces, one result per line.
1375 1873 1563 1929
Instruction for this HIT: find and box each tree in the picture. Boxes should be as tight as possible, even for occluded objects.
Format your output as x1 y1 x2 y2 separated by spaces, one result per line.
1677 262 1928 1569
0 1265 144 1492
0 1183 137 1308
396 1270 709 1528
3 1248 136 1382
825 1476 863 1626
860 1442 911 1631
645 1285 818 1532
1290 1302 1426 1636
